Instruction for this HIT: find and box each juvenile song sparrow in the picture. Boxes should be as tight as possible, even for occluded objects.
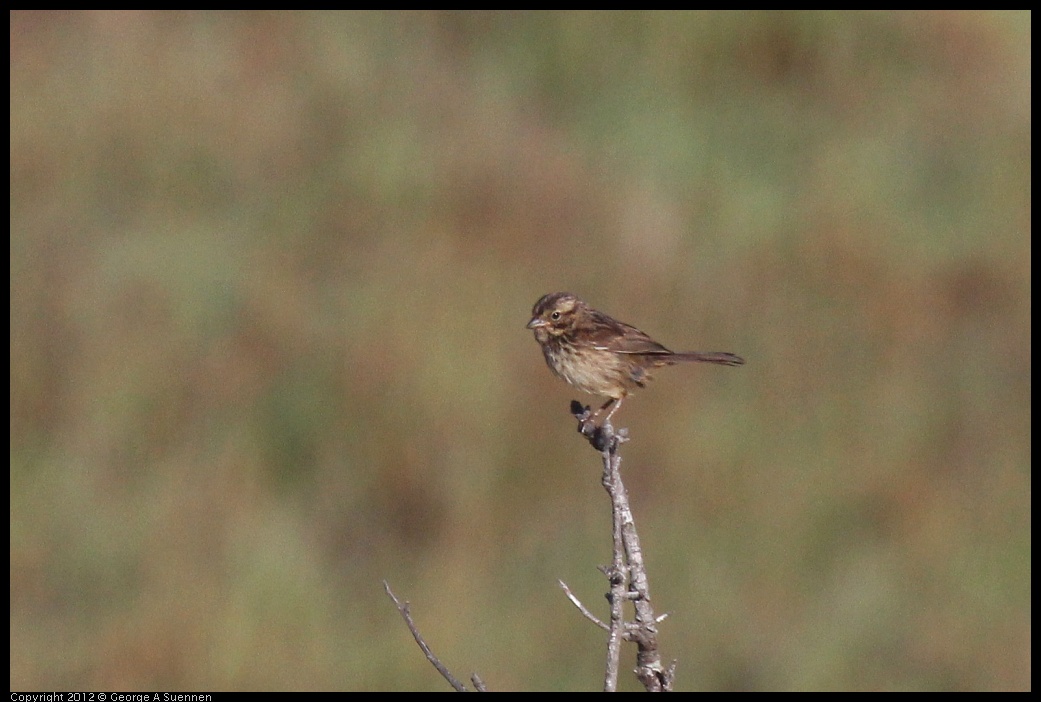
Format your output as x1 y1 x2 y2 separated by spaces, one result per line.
527 292 744 425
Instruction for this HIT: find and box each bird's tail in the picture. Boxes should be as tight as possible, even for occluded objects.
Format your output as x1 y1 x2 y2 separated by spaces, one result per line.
670 351 745 366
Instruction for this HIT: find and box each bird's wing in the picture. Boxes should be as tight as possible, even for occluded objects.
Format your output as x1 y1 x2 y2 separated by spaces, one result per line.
586 321 672 355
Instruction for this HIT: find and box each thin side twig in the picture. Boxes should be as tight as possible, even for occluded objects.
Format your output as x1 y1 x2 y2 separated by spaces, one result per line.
559 579 609 630
383 580 472 692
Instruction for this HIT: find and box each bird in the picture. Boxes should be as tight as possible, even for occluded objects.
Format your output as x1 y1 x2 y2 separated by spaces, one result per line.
527 292 744 426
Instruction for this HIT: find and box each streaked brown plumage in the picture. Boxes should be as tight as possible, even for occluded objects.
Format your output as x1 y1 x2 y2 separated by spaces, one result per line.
527 292 744 425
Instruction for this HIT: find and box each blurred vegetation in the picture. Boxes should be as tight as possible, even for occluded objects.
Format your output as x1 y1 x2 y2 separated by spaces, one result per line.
10 10 1030 691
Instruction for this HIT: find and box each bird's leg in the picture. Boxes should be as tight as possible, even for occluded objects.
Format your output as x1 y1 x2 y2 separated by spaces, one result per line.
587 397 615 425
577 397 627 446
602 396 624 427
578 397 615 437
575 396 626 451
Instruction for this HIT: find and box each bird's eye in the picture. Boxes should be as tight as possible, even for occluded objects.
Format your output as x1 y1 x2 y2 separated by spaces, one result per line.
550 311 561 321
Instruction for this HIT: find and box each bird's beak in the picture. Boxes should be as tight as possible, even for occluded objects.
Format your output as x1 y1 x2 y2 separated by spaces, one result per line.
527 317 547 330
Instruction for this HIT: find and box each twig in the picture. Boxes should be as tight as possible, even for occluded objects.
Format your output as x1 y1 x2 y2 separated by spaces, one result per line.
383 580 474 692
559 579 609 630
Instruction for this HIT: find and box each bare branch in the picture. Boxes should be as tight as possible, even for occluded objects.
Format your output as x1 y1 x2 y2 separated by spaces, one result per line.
602 418 628 692
568 403 676 692
388 395 678 692
383 580 473 692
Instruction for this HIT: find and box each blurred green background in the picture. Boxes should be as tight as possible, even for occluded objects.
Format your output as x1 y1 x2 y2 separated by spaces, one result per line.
10 11 1030 691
